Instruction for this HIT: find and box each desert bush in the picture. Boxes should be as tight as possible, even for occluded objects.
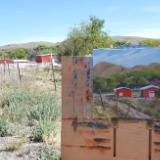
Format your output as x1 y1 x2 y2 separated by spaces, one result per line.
0 116 9 137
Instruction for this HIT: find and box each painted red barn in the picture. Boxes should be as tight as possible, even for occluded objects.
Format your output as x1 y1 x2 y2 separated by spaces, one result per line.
140 85 160 98
114 87 132 97
35 54 52 63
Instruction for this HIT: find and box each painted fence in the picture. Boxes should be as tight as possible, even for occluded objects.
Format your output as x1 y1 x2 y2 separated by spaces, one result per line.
61 57 160 160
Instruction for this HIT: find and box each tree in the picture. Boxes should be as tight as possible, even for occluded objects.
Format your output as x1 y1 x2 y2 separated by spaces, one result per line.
58 16 111 56
8 48 29 59
0 51 8 57
34 45 55 53
93 77 108 92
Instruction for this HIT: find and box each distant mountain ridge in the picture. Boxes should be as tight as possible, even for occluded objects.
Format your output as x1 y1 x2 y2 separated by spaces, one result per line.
0 36 159 50
0 41 56 50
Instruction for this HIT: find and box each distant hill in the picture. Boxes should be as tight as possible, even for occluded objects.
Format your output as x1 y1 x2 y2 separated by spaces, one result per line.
111 36 160 44
131 63 160 71
0 36 159 50
0 41 56 50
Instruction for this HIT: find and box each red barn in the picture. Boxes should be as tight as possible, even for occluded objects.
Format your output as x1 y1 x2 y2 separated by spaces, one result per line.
140 85 160 98
0 58 14 64
35 54 52 63
114 87 132 97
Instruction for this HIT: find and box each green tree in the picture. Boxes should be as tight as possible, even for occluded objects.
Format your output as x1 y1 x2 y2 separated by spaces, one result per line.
0 51 8 57
58 16 111 56
8 48 29 59
93 77 108 92
34 45 55 54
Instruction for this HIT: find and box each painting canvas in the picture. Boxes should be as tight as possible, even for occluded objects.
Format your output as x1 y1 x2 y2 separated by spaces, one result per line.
93 46 160 120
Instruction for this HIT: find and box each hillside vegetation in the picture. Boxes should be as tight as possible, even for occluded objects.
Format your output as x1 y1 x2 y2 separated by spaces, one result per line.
93 62 160 92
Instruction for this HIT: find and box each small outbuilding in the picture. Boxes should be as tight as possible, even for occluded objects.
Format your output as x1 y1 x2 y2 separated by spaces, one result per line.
114 87 132 97
140 85 160 98
35 54 53 63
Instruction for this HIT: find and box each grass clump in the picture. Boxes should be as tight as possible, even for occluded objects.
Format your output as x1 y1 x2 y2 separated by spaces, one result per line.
29 93 61 143
32 119 54 142
0 116 9 137
27 93 60 122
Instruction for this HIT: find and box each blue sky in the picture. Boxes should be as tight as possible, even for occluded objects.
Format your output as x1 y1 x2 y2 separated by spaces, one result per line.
0 0 160 45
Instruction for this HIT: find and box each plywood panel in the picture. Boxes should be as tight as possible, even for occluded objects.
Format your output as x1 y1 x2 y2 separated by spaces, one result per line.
116 121 149 160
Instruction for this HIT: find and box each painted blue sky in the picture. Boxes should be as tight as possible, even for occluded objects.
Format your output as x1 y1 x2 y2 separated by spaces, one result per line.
0 0 160 45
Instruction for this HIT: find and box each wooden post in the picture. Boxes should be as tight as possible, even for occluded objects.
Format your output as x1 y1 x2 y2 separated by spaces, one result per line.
3 56 6 74
8 63 10 76
51 55 56 91
17 62 21 81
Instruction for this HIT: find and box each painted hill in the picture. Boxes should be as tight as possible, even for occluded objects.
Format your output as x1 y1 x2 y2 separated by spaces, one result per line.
93 62 126 77
93 62 160 77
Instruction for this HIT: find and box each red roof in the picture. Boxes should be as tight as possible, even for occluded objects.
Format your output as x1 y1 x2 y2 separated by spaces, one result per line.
0 58 14 64
140 85 160 90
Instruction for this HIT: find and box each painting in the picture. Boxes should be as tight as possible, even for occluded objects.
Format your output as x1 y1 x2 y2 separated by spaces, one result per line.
93 46 160 120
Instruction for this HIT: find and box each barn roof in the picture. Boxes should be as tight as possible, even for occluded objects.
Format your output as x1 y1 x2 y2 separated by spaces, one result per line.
140 85 160 90
0 58 14 64
114 87 131 91
36 54 53 57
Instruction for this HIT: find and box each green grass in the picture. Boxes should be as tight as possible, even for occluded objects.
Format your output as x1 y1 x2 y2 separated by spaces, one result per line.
0 83 61 144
